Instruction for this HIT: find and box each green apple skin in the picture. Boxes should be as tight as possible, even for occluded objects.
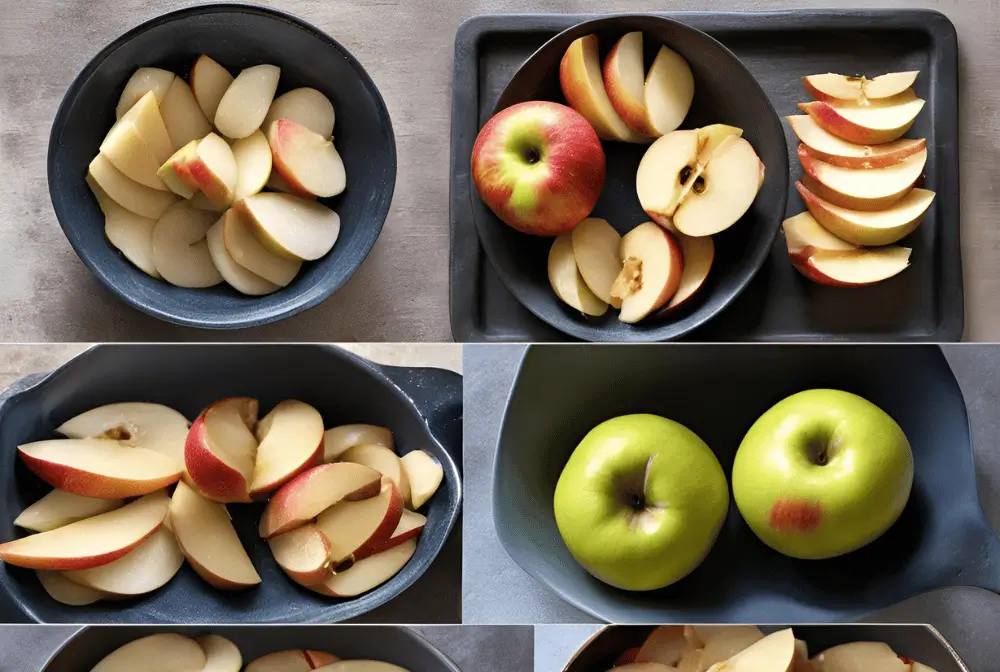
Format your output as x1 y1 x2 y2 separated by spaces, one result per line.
553 414 729 591
733 389 913 560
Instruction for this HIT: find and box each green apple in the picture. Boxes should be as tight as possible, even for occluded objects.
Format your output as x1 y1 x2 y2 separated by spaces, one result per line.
553 414 728 591
732 389 913 559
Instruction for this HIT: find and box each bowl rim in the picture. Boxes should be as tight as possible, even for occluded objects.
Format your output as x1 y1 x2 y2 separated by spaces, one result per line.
46 2 397 330
471 13 788 342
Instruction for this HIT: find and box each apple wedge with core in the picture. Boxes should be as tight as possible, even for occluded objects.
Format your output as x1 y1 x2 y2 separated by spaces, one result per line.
269 119 346 198
160 77 212 149
798 145 927 211
215 64 281 139
611 222 684 324
260 462 383 538
310 538 417 597
548 234 608 317
797 181 934 246
63 526 183 596
400 450 443 509
636 130 700 225
782 212 856 257
152 202 224 288
236 193 340 261
572 218 623 305
799 92 925 145
324 424 393 463
37 570 105 606
811 642 907 672
269 524 334 585
232 129 273 201
316 482 404 562
672 136 762 236
89 154 177 218
793 246 912 287
185 397 259 503
603 32 656 136
787 115 926 169
251 400 325 498
14 489 123 533
644 45 695 136
0 491 168 571
100 91 173 190
116 67 176 118
169 481 261 590
665 234 714 311
190 55 234 121
222 207 302 287
207 218 280 296
264 87 336 138
57 401 190 469
18 439 181 498
198 635 243 672
340 444 411 507
90 633 206 672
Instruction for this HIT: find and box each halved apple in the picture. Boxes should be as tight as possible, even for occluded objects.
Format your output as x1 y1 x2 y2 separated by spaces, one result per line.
37 570 106 606
803 71 919 102
214 64 281 139
245 651 313 672
798 145 926 211
323 424 393 463
236 192 340 261
792 246 912 287
799 91 925 145
151 202 224 288
644 45 694 136
259 462 383 538
100 91 173 190
185 397 259 503
207 218 281 296
636 130 701 225
103 198 160 278
57 401 189 469
190 55 234 121
672 136 763 236
665 234 714 311
316 481 404 563
160 77 213 150
268 119 346 198
250 400 325 498
400 450 443 510
603 32 655 136
232 129 273 201
782 211 857 257
14 489 123 533
0 491 168 570
116 67 176 118
697 124 743 164
222 207 303 287
63 525 183 596
787 115 926 169
810 642 907 672
269 524 334 585
18 439 181 498
340 444 411 507
186 133 239 207
169 481 261 590
635 626 686 665
610 222 683 323
796 181 934 246
560 35 647 143
548 234 609 317
571 218 623 306
197 634 243 672
309 537 417 598
90 633 206 672
88 154 177 219
264 87 336 138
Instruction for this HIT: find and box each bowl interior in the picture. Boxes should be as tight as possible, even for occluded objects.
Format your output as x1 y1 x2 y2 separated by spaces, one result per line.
471 15 788 341
49 4 396 328
0 345 459 623
494 344 994 622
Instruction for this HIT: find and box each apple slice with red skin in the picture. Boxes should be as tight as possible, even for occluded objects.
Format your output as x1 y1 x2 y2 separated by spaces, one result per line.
63 525 183 596
810 642 907 672
250 400 326 499
796 181 934 246
316 481 404 563
323 424 393 463
14 489 123 533
268 119 346 198
798 145 926 212
611 222 684 324
644 45 695 137
572 218 623 306
602 32 656 136
332 494 424 558
37 570 106 606
186 133 239 208
190 55 234 121
90 633 206 672
792 246 912 287
235 192 340 262
268 524 334 585
264 88 336 138
803 71 919 102
185 397 259 503
307 652 341 668
340 444 412 508
313 663 410 672
664 234 714 312
787 115 926 169
783 212 857 263
259 462 383 538
799 91 925 145
309 537 417 598
197 634 243 672
400 450 443 509
0 491 168 570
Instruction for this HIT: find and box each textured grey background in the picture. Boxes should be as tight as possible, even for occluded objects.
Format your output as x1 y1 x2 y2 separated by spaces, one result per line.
464 345 1000 666
1 0 999 341
0 625 533 672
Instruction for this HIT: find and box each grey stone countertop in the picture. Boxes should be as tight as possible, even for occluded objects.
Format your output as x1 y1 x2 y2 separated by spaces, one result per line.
464 344 1000 671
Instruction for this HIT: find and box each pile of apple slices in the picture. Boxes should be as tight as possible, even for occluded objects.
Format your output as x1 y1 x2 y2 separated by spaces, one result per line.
87 57 346 295
84 632 410 672
609 625 938 672
0 399 443 606
784 70 934 287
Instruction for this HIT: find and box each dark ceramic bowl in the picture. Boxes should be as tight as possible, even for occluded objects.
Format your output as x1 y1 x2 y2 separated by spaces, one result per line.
470 15 788 342
40 625 461 672
0 345 462 623
561 625 969 672
48 4 396 329
493 344 1000 622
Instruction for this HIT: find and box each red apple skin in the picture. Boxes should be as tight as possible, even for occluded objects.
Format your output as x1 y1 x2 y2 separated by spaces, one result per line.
349 483 405 562
789 246 885 288
306 651 340 667
768 498 824 532
184 412 252 504
471 101 605 235
798 101 915 145
249 439 324 501
268 119 337 199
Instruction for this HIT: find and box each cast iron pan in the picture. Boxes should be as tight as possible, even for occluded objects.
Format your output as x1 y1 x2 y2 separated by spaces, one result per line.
493 344 1000 622
0 345 462 623
48 4 397 329
562 625 968 672
469 15 788 342
39 625 461 672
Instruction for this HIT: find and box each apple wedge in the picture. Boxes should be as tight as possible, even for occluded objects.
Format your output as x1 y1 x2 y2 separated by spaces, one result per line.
236 192 341 261
191 191 230 212
63 526 183 596
103 199 160 278
787 115 926 169
340 444 411 507
90 633 206 672
811 642 907 672
636 130 701 225
215 64 281 139
799 91 925 145
116 67 176 118
198 635 243 672
152 202 224 288
88 154 177 219
37 570 106 606
101 91 174 190
313 663 409 672
266 170 314 198
185 397 259 503
665 234 714 311
323 424 393 463
169 480 261 590
264 87 336 138
803 71 919 102
693 626 764 669
186 133 239 207
316 481 404 563
644 45 695 136
798 145 927 211
191 55 234 121
603 32 656 136
309 537 417 598
782 211 857 256
160 77 213 150
610 222 683 324
796 181 934 246
250 400 325 498
18 439 181 498
222 207 303 287
572 218 623 306
792 245 912 287
635 626 686 665
207 218 281 296
158 140 200 198
0 491 168 570
560 35 647 143
717 628 795 672
245 651 313 672
400 450 443 510
259 462 383 538
378 509 427 550
673 136 762 236
269 524 334 585
548 233 609 317
57 401 190 469
268 119 346 198
14 489 123 533
232 129 273 201
864 71 921 99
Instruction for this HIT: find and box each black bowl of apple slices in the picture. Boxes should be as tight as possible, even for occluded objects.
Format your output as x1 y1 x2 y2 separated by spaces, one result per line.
48 4 396 328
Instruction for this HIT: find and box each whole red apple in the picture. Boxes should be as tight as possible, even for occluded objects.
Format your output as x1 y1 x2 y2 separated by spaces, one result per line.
471 101 605 235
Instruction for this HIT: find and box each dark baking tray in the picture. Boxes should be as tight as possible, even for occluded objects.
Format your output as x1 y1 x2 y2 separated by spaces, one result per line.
450 11 962 342
0 345 462 624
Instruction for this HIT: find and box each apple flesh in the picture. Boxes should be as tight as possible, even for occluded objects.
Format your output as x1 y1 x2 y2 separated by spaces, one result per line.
14 489 123 533
264 87 336 138
185 397 259 503
799 91 925 145
103 198 160 278
603 32 656 136
151 202 224 288
160 77 212 150
323 424 393 463
636 130 700 225
665 234 714 311
548 233 609 317
214 64 281 139
316 481 404 563
572 218 623 306
268 524 334 585
787 115 926 169
190 55 234 121
313 663 409 672
309 537 417 597
100 91 173 191
672 136 763 237
635 626 686 665
719 628 796 672
197 634 243 672
803 71 919 103
158 140 200 198
798 145 926 211
186 133 239 207
116 67 176 118
610 222 684 324
693 626 765 670
63 525 183 596
250 400 325 498
245 651 313 672
90 633 206 672
644 45 695 136
793 245 912 287
378 509 427 551
88 154 177 219
235 192 340 261
222 207 303 287
232 129 273 201
796 181 934 246
268 119 346 198
340 444 411 507
37 570 105 606
400 450 443 509
782 212 857 259
207 218 281 296
811 642 907 672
